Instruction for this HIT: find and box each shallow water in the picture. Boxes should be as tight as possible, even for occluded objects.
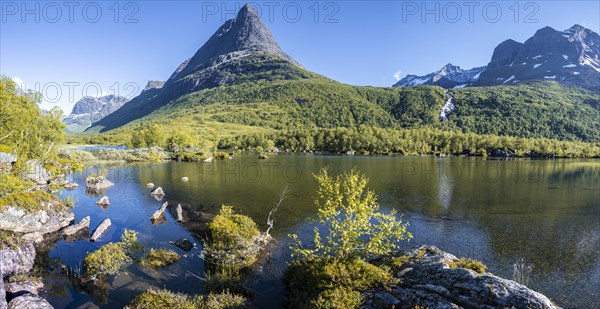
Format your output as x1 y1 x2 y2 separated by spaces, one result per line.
44 153 600 308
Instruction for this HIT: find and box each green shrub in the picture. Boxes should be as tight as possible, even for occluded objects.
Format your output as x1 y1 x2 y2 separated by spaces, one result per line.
84 242 129 276
310 286 363 309
214 152 230 159
139 249 181 269
289 169 412 260
0 190 59 213
205 205 260 269
128 289 198 309
448 257 487 274
128 289 251 309
202 291 252 309
283 258 395 309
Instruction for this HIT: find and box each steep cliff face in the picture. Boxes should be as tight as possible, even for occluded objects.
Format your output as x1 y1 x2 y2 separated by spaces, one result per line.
63 95 128 132
476 25 599 89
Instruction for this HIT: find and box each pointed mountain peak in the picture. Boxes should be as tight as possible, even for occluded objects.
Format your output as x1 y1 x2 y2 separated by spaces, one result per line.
237 3 260 20
169 3 299 83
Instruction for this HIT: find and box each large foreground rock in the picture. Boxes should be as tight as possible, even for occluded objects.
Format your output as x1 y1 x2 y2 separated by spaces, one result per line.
363 246 559 309
1 269 6 309
7 293 53 309
0 242 35 277
0 202 74 235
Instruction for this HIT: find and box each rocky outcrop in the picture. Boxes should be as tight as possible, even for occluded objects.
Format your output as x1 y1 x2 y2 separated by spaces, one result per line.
63 95 128 132
85 176 113 190
0 242 35 277
363 246 559 309
0 269 6 309
90 218 111 241
7 293 53 309
21 160 50 185
0 203 74 235
4 280 43 298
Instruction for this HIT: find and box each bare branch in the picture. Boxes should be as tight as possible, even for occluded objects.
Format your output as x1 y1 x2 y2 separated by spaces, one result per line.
0 130 14 142
266 186 291 238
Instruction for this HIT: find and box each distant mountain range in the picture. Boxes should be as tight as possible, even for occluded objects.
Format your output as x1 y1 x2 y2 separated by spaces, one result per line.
394 25 599 90
85 4 600 143
394 64 486 88
63 95 128 132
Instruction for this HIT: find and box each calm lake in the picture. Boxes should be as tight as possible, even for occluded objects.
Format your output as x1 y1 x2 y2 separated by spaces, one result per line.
44 153 599 308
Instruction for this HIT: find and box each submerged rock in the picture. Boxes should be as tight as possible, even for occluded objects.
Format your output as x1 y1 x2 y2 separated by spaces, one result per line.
150 202 168 222
7 293 53 309
95 196 110 206
168 238 194 251
150 187 164 196
62 216 90 239
90 218 111 241
85 175 113 190
363 246 559 309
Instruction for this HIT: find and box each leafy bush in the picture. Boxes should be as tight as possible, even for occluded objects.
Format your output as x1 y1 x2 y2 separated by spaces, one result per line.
283 258 395 309
128 289 198 309
290 169 412 260
0 191 60 213
310 286 363 309
205 205 260 269
448 257 487 274
128 289 251 309
139 249 181 269
84 242 129 276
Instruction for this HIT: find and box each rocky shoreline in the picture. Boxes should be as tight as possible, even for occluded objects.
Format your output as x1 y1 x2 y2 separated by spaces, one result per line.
364 246 560 309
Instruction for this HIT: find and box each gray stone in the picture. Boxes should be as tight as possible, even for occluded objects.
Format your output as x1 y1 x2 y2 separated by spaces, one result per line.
175 204 183 222
168 238 194 251
146 183 154 188
181 177 188 182
20 233 43 243
0 203 74 235
150 187 164 196
74 301 100 309
90 219 111 242
1 269 6 309
21 160 50 185
95 196 110 206
7 293 53 309
0 242 35 278
4 280 43 296
362 246 560 309
150 202 168 221
62 216 90 237
85 176 113 190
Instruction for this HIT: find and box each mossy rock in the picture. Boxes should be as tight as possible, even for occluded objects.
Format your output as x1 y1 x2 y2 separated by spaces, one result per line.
139 249 181 269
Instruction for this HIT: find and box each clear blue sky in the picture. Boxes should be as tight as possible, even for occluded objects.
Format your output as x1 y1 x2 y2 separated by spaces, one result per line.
1 0 599 113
